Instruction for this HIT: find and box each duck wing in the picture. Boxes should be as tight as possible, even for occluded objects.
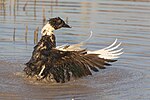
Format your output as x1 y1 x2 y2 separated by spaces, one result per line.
32 48 116 83
57 38 123 60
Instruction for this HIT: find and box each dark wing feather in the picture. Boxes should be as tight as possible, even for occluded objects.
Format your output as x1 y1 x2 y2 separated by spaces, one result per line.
38 49 115 83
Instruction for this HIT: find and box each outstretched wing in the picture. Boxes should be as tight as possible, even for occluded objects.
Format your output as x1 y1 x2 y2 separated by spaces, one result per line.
37 48 116 83
57 38 123 60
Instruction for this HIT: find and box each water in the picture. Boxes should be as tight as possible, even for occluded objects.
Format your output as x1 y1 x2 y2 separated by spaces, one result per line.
0 0 150 100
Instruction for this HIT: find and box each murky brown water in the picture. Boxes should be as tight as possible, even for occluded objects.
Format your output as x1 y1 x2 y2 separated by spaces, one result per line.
0 0 150 100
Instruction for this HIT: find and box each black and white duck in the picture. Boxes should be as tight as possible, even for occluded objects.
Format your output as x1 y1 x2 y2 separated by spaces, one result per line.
24 17 123 83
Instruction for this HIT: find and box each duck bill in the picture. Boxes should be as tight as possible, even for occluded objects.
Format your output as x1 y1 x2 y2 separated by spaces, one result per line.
62 23 71 28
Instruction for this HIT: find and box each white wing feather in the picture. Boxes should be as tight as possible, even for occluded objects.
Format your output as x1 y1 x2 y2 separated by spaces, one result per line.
56 31 123 60
87 39 123 59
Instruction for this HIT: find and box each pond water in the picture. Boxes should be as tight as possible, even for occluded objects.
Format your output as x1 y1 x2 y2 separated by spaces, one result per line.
0 0 150 100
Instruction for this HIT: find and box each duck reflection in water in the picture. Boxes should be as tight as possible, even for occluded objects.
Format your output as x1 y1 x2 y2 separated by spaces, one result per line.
24 17 123 83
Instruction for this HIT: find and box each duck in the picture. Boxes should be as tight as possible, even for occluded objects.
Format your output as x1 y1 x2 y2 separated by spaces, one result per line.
24 17 123 83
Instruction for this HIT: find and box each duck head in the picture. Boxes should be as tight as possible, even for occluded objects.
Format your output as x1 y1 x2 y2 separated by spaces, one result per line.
41 17 71 36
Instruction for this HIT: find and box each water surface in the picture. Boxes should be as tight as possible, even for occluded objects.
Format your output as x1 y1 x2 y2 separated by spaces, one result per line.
0 0 150 100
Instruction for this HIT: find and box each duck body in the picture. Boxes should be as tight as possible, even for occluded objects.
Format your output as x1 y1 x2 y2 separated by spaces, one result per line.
24 35 116 83
24 17 123 83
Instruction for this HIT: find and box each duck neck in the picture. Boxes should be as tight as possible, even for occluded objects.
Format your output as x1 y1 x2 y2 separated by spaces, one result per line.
41 23 55 36
50 34 56 47
41 23 56 47
40 34 56 48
